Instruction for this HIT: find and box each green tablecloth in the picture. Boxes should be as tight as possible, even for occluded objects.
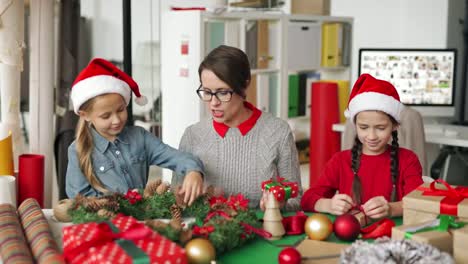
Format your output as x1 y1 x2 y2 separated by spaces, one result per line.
217 212 403 264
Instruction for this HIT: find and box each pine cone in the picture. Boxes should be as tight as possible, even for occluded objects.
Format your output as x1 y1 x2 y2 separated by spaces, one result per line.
170 204 182 222
173 186 187 208
169 218 182 231
72 194 87 209
144 179 162 198
97 209 116 218
156 183 169 195
204 185 215 200
145 219 168 230
179 229 193 244
105 200 120 212
84 198 109 212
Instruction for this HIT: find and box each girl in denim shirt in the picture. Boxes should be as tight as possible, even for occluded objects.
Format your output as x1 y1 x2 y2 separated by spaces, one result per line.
66 58 204 205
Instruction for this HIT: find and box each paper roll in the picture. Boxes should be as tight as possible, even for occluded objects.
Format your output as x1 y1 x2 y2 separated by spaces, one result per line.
310 82 341 186
0 204 34 264
0 132 14 176
18 199 65 263
0 176 16 207
18 154 44 208
321 80 350 123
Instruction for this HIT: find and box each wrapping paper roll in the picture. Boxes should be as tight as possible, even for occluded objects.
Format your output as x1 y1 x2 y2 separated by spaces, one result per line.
18 154 44 208
0 175 17 207
0 204 34 263
321 80 350 123
310 82 341 186
17 199 65 264
0 131 14 176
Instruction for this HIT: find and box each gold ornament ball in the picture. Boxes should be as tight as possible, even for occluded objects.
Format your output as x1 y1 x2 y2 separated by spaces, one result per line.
304 213 333 240
185 238 216 264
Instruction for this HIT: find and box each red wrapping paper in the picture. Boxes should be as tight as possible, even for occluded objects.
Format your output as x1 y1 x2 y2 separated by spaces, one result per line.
310 82 341 186
62 215 187 264
18 154 44 208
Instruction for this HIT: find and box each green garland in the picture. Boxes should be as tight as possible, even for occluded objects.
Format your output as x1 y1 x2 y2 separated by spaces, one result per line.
68 187 262 255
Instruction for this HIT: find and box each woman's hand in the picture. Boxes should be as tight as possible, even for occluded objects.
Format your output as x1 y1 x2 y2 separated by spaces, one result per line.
179 171 203 206
328 194 354 215
259 191 285 211
362 196 390 219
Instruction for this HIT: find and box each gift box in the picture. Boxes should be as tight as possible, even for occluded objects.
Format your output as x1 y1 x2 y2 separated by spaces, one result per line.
391 217 454 253
62 215 187 264
453 225 468 264
261 177 299 202
402 180 468 225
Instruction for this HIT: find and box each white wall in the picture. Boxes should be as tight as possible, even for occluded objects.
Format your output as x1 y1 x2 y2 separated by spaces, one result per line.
331 0 449 83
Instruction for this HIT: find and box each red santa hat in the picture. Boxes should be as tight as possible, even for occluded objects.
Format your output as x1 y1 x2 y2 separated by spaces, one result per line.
344 73 403 123
70 58 147 114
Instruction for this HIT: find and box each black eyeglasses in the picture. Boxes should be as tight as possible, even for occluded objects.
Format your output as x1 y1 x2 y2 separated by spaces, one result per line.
196 86 234 102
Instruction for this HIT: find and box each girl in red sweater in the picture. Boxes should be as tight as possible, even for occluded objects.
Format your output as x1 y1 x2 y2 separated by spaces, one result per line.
301 74 423 219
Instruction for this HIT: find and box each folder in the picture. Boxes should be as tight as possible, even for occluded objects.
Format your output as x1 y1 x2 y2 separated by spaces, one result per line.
321 23 343 67
288 74 300 117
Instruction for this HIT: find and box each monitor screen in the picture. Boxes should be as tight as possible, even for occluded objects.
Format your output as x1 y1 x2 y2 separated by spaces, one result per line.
358 49 457 117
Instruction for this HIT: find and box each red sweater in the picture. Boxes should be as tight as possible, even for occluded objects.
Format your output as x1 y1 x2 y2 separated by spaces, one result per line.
301 147 423 212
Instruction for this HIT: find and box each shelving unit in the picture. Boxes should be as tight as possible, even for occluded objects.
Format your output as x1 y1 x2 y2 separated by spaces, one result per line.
161 10 353 151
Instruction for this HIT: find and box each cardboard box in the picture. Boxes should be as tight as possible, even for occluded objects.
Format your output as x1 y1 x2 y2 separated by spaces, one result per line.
391 220 453 253
453 226 468 264
402 182 468 225
291 0 330 16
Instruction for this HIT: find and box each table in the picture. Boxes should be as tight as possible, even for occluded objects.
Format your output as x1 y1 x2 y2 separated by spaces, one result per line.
19 210 402 264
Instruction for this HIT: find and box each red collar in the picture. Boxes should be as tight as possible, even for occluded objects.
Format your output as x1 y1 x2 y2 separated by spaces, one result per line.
213 102 262 138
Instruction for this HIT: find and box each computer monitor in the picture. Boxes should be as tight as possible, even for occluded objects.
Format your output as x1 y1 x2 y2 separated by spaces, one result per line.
358 48 457 118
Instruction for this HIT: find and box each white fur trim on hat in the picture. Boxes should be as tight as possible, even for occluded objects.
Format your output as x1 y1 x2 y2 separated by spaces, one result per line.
344 91 403 124
71 75 131 114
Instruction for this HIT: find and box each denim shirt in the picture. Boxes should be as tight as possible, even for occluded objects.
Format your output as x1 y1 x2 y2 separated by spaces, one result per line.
65 126 204 198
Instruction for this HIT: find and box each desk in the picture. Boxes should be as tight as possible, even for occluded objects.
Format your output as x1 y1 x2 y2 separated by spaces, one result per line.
332 123 468 148
39 210 403 263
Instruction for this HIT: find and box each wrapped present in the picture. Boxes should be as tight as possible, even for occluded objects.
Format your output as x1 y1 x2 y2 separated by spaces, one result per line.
391 215 463 253
261 177 299 202
62 215 187 264
403 180 468 225
453 225 468 264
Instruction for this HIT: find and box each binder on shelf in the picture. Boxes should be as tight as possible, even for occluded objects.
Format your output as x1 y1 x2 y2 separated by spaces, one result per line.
341 23 352 66
268 74 279 116
288 74 300 118
246 74 258 107
321 23 343 67
257 20 269 69
245 21 258 69
298 73 308 116
257 74 270 112
305 72 321 116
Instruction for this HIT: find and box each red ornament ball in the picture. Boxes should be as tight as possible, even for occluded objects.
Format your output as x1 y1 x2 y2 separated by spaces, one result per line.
333 214 361 241
278 247 301 264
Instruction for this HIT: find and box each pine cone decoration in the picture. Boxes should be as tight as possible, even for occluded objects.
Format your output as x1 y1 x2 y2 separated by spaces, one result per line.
144 179 162 198
84 198 109 212
97 209 116 218
156 182 169 195
179 229 193 244
174 186 187 208
211 203 237 217
145 219 168 230
72 194 87 209
170 204 182 222
105 200 120 212
169 218 182 231
204 185 215 200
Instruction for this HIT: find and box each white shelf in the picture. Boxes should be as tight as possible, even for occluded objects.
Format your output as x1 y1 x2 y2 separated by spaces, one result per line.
251 68 280 74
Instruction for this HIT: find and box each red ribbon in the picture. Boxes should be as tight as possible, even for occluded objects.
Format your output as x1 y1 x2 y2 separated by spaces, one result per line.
350 205 368 226
204 210 232 223
63 222 152 261
282 211 307 235
417 179 468 216
360 218 395 239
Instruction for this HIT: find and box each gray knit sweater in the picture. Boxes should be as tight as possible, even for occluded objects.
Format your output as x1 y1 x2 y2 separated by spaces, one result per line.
178 112 302 211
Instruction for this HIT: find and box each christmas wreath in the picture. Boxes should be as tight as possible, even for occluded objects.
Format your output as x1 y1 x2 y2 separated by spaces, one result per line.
58 180 263 254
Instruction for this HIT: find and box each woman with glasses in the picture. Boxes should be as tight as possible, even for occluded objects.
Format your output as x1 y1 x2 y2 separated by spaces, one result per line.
178 45 302 211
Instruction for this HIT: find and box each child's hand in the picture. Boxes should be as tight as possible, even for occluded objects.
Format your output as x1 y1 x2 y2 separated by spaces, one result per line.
179 171 203 206
259 191 285 211
329 194 354 215
362 196 390 219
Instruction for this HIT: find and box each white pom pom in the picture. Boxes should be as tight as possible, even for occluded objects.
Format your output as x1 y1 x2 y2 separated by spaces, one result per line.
135 95 148 106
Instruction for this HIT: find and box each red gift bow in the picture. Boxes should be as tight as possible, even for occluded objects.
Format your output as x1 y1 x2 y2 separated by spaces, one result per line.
63 221 152 261
417 179 468 216
282 211 308 235
261 177 299 202
360 218 395 239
